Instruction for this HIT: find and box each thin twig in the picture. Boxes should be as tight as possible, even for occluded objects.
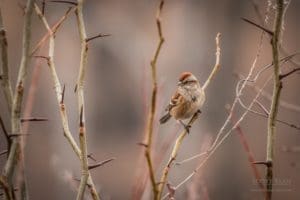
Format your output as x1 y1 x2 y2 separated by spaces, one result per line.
20 117 48 122
88 158 115 170
202 33 221 91
279 67 300 79
251 84 300 113
144 1 165 199
86 33 111 43
225 106 265 197
50 0 78 6
30 6 75 56
241 17 273 36
0 150 8 156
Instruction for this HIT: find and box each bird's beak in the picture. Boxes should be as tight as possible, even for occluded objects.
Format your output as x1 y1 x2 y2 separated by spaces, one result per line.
177 81 183 86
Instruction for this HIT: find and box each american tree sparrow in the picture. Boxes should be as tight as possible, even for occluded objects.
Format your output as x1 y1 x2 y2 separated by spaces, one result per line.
159 72 205 132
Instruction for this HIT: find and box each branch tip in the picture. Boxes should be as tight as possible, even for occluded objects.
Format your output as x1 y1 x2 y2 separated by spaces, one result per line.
50 0 77 6
88 158 115 170
86 33 111 43
241 17 274 36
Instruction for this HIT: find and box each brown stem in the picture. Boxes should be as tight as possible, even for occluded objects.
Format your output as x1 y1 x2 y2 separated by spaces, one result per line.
266 0 285 199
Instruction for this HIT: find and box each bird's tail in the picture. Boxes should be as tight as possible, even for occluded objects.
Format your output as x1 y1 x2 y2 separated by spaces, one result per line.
159 113 171 124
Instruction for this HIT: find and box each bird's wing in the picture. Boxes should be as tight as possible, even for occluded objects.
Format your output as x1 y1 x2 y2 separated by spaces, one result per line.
165 91 183 112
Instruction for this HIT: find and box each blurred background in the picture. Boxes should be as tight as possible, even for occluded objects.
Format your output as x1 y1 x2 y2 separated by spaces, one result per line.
0 0 300 199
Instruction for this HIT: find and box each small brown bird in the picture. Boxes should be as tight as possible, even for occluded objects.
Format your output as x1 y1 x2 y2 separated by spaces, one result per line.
159 72 205 132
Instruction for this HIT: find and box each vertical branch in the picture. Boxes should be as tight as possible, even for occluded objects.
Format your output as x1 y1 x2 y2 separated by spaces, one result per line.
1 1 35 200
144 1 165 199
0 9 13 112
266 0 285 199
75 0 90 199
34 4 100 200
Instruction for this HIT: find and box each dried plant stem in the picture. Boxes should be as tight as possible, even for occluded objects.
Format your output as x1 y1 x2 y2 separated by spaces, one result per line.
202 33 221 92
226 108 265 196
0 10 13 112
34 4 100 200
144 1 165 199
75 0 89 199
266 0 285 199
158 33 221 199
1 1 34 200
157 113 199 199
30 6 75 56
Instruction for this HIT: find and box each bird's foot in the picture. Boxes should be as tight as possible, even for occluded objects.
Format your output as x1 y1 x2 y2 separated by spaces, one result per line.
179 120 191 134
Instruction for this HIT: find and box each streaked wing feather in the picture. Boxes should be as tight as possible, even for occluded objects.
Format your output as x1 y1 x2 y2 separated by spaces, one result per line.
165 91 181 111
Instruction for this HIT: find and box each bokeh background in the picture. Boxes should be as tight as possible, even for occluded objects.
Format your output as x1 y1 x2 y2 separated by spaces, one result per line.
0 0 300 199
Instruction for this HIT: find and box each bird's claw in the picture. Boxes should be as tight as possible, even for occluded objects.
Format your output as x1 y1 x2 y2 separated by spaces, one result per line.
184 124 191 133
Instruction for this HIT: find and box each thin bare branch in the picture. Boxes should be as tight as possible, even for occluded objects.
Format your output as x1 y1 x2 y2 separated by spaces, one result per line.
50 0 78 6
88 158 115 170
144 0 165 199
226 107 266 197
86 33 111 43
31 6 75 56
279 67 300 79
241 17 273 36
202 33 221 91
20 117 48 122
0 150 8 156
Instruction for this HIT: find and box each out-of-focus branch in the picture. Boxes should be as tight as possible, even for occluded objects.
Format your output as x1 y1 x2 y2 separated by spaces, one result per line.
144 1 165 199
158 33 221 199
249 0 300 68
266 0 286 199
0 114 10 148
1 1 35 200
34 4 100 200
0 9 13 112
225 106 265 197
251 84 300 113
30 6 75 56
